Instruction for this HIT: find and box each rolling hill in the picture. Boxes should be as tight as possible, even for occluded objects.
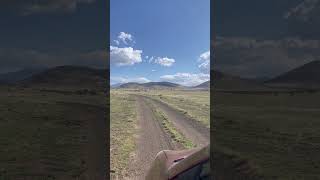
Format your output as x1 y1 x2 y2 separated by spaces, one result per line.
212 70 270 91
0 67 46 84
265 60 320 88
111 83 123 88
119 81 182 89
194 81 210 89
20 66 108 88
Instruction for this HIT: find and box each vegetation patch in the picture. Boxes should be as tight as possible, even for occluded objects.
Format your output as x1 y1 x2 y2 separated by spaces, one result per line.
214 92 320 179
110 91 137 179
143 90 210 128
0 87 106 179
148 100 195 149
213 145 264 180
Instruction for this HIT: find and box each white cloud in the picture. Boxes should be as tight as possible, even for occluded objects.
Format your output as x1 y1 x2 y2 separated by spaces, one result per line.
111 76 150 85
151 69 156 72
199 51 210 62
154 57 175 67
198 51 210 73
110 46 142 66
113 40 120 45
160 73 210 87
148 56 154 63
118 32 133 44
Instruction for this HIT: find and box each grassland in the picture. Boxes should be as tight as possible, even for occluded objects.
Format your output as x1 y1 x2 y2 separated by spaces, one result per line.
0 86 106 179
110 90 137 179
122 89 210 128
110 89 209 178
213 91 320 179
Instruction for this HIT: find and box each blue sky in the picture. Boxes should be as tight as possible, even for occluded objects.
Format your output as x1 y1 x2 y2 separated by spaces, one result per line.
110 0 210 86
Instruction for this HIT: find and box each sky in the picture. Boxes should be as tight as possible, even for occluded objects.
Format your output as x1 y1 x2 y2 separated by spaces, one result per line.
1 0 319 83
110 0 210 86
0 0 107 74
214 0 320 79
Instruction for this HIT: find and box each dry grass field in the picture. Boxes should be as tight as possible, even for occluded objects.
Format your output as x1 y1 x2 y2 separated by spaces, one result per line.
213 91 320 179
110 90 137 179
0 86 106 179
110 88 210 179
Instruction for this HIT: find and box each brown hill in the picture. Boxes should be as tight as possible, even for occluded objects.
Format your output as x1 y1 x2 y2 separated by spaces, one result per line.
194 81 210 89
119 82 182 89
21 66 107 89
265 60 320 89
212 70 270 91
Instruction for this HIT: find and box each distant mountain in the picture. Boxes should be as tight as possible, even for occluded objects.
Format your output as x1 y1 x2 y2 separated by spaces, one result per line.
0 67 46 84
212 70 270 91
119 81 181 89
111 83 123 88
144 82 181 88
249 77 271 83
194 81 210 89
265 60 320 88
21 66 107 88
119 82 141 89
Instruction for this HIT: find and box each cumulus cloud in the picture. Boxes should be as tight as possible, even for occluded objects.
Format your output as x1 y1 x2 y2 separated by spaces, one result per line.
148 56 154 63
111 76 150 85
113 40 120 45
198 51 210 73
117 32 134 45
110 46 142 66
154 57 175 67
1 0 96 15
160 73 210 87
0 48 107 73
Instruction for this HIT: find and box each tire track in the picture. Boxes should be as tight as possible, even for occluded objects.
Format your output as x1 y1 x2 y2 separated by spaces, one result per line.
144 96 210 147
128 96 175 179
128 95 210 180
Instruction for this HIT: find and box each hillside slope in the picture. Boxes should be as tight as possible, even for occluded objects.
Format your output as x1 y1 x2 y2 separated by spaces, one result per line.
21 66 107 88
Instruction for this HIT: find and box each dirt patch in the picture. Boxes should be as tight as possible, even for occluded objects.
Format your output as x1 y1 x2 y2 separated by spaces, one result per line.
126 95 210 179
127 96 178 179
144 96 210 147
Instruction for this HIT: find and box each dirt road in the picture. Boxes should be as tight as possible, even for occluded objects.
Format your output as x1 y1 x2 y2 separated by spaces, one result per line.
128 95 209 179
145 96 210 147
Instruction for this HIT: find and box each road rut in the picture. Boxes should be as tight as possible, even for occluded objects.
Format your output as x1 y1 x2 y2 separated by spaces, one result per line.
145 96 209 147
128 95 209 180
128 96 175 179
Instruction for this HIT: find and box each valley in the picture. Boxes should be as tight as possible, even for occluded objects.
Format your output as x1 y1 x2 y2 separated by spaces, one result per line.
110 88 210 179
